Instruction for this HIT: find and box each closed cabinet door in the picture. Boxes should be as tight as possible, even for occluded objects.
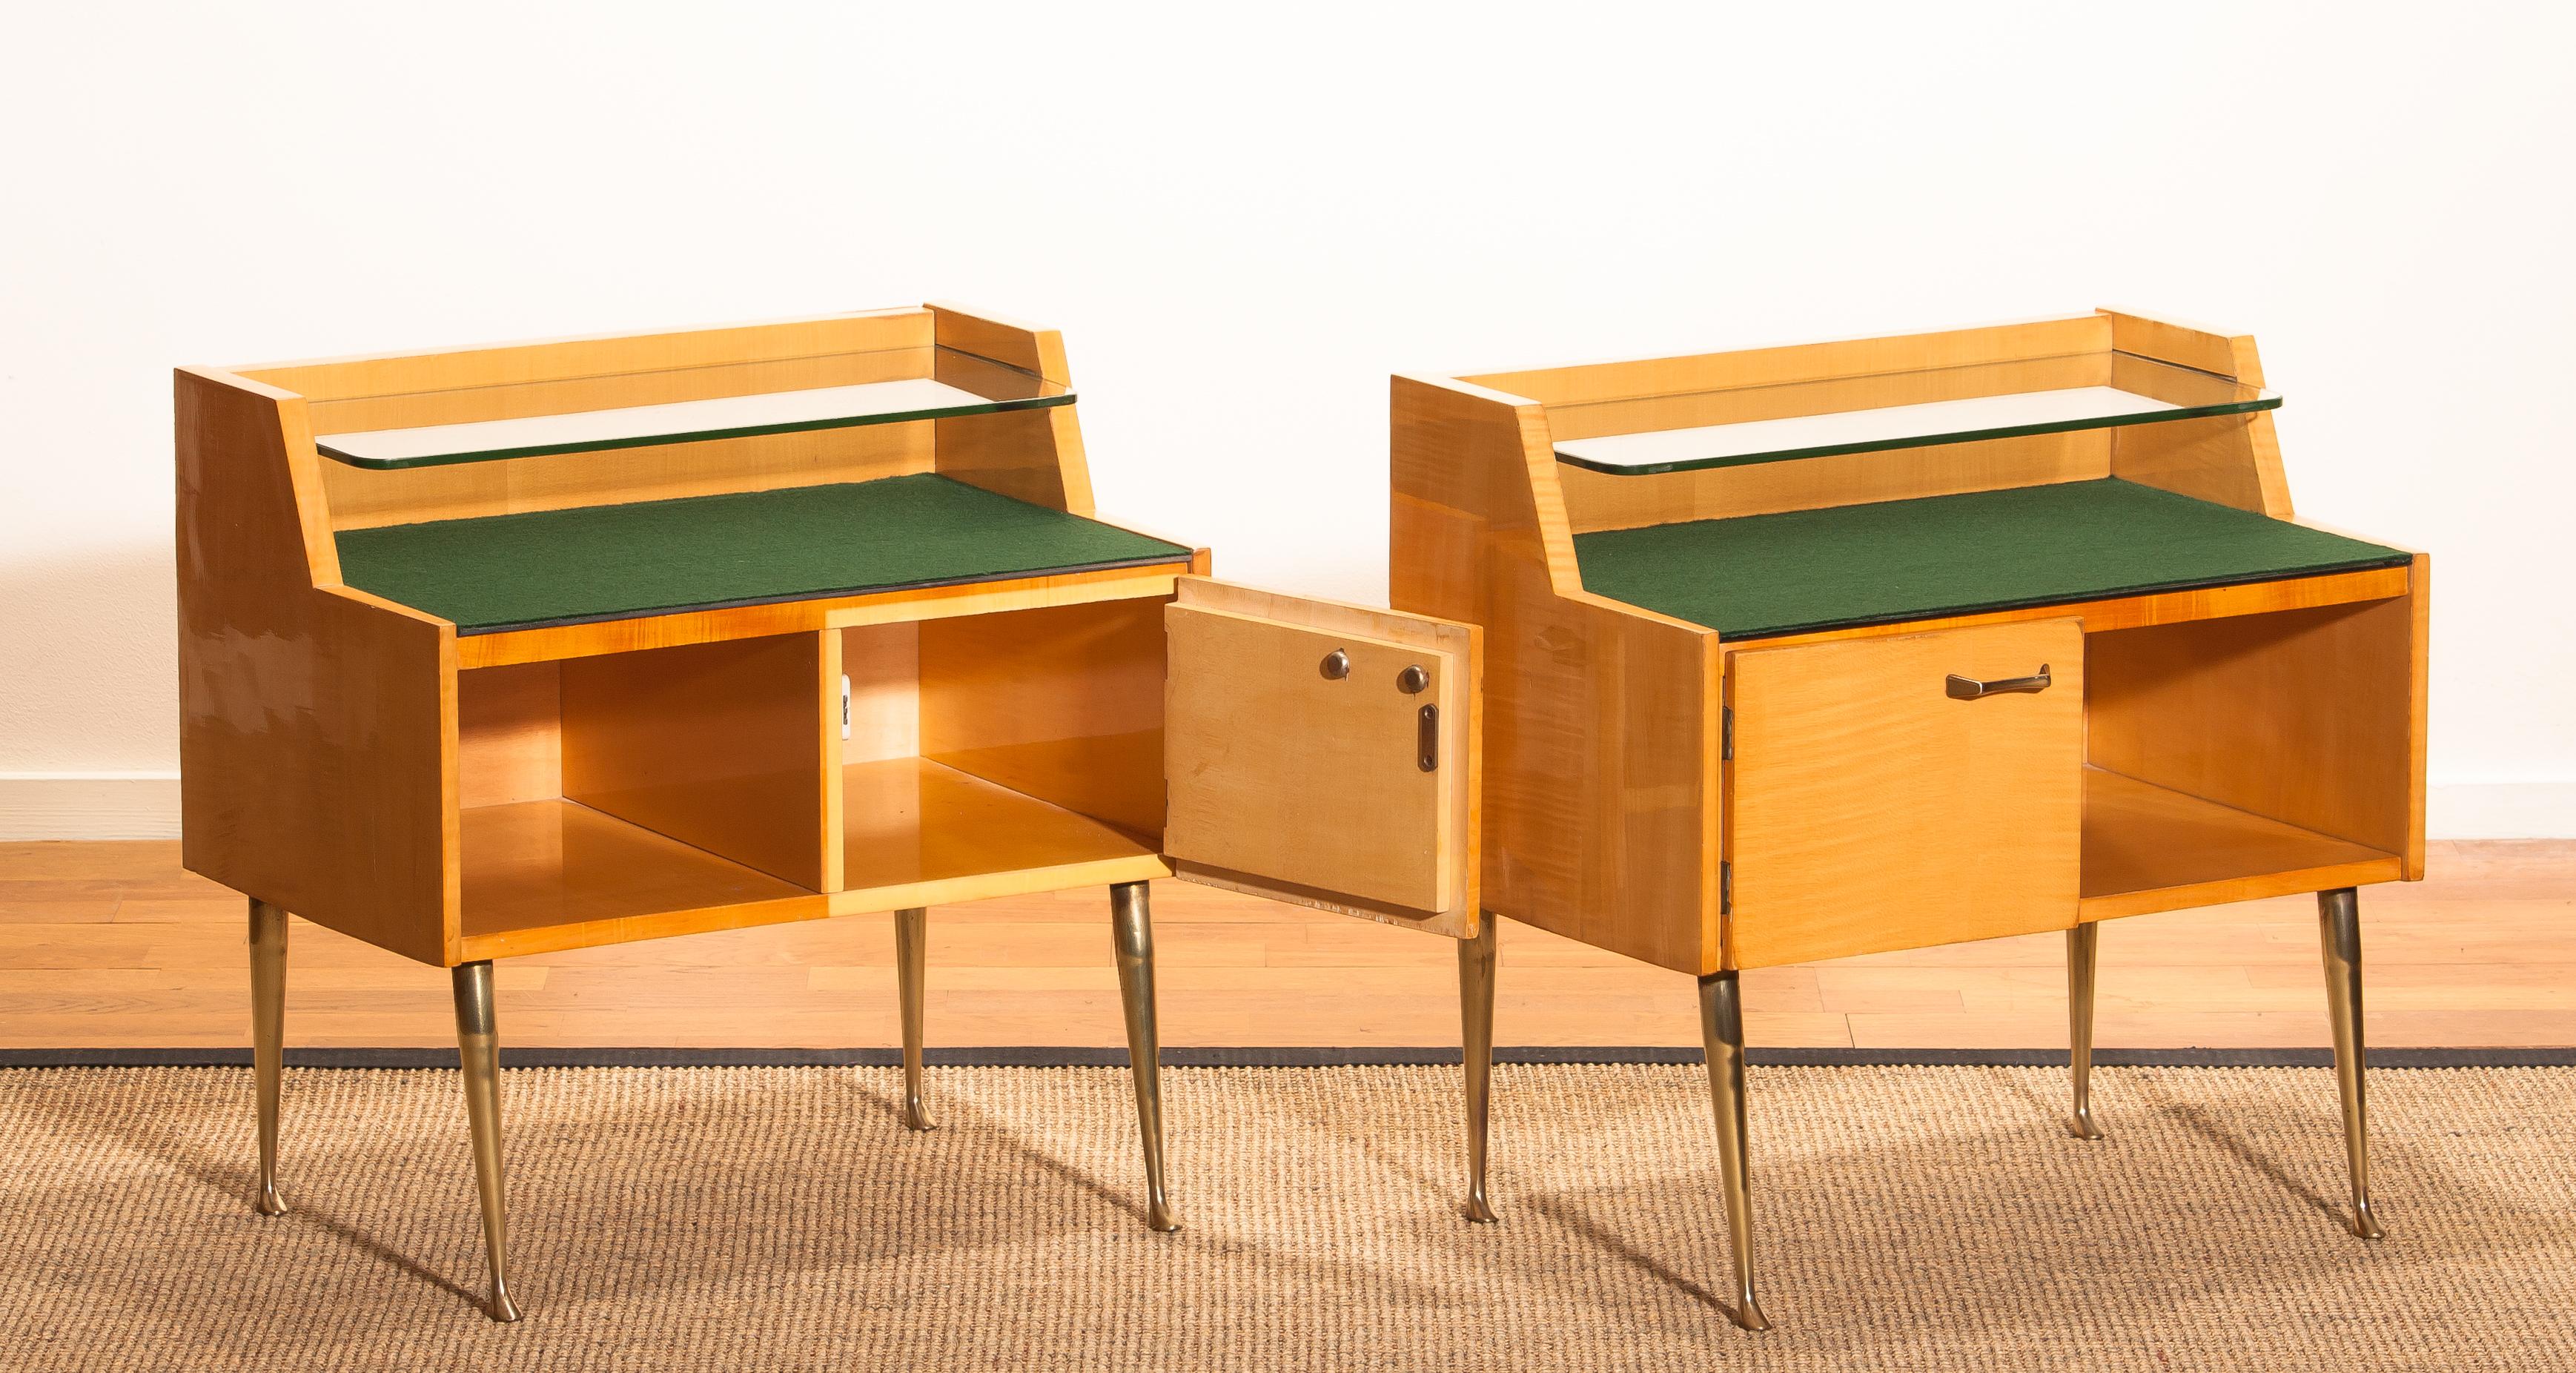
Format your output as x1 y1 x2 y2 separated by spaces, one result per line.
1724 618 2083 967
1162 577 1480 936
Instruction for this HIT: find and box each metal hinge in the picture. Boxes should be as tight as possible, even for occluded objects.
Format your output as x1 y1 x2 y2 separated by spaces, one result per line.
1720 861 1732 915
1721 706 1734 762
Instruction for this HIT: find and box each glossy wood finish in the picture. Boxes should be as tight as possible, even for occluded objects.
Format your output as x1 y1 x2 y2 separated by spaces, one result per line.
1463 314 2113 411
455 799 821 962
1397 311 2427 983
179 308 1208 976
929 304 1094 515
1164 578 1480 931
834 758 1167 917
1391 374 1720 974
1561 429 2109 534
1726 621 2085 968
2104 310 2294 517
919 599 1168 844
294 311 938 529
176 366 459 967
560 633 838 890
2078 767 2402 921
2086 569 2426 876
456 664 563 809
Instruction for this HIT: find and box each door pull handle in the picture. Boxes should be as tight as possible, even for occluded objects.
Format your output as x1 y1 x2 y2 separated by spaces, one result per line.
1945 664 2052 700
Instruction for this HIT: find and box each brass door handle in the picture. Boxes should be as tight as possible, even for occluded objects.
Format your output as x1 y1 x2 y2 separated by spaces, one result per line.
1945 664 2052 700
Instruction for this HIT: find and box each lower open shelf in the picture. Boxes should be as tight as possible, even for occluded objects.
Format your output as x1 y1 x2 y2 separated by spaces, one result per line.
833 757 1168 916
2079 767 2402 919
457 798 824 960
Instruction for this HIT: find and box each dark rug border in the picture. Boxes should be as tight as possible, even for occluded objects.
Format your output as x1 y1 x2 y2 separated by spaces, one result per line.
6 1046 2571 1070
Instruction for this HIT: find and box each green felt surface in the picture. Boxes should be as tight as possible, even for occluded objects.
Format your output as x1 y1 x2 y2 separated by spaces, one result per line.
1572 478 2411 641
336 474 1193 635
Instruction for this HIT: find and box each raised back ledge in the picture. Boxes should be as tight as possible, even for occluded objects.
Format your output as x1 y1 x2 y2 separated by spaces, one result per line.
233 305 938 403
1446 309 2288 535
186 305 1102 536
1454 312 2119 410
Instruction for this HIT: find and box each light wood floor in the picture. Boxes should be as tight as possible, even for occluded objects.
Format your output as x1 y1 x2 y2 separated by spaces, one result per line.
3 841 2569 1050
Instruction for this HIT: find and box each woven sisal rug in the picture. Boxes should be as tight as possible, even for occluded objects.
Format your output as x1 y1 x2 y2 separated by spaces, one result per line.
4 1063 2569 1371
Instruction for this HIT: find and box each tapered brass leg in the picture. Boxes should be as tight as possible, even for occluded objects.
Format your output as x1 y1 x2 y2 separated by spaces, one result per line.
2066 922 2105 1140
894 907 935 1131
1109 881 1178 1232
2318 888 2385 1240
1457 912 1499 1223
1698 971 1770 1331
248 899 288 1216
452 962 523 1322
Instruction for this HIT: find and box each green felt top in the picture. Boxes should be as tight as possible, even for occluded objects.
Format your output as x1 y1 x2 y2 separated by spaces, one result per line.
336 474 1193 635
1572 478 2411 641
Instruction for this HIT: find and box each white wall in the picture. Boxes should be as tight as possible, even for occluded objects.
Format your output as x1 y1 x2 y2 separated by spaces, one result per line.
4 2 2571 837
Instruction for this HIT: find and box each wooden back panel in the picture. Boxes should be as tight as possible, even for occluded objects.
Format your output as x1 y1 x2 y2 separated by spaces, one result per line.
234 305 1100 530
1479 310 2293 533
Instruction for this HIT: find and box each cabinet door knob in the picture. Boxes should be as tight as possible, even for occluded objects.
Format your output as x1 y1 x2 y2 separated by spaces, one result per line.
1320 649 1350 681
1945 664 2052 700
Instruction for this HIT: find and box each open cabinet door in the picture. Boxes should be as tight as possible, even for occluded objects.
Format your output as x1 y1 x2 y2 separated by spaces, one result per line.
1163 577 1480 937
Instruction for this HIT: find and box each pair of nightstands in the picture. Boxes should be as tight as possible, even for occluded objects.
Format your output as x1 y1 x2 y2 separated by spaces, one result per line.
179 305 2420 1328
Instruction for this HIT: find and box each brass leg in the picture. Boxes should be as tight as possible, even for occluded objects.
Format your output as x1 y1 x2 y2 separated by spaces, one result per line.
248 898 288 1216
894 907 935 1131
1109 881 1178 1232
452 962 524 1322
2318 888 2385 1240
1698 971 1771 1331
1457 912 1499 1223
2066 922 2105 1140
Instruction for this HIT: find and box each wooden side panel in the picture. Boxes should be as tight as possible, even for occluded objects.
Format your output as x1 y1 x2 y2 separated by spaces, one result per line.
2104 310 2293 517
1391 375 1717 971
1164 580 1477 933
457 663 562 808
841 622 921 764
1561 430 2110 532
930 302 1070 383
2085 562 2426 870
933 407 1091 515
558 632 835 890
175 368 457 966
2102 309 2248 380
927 302 1094 515
1461 315 2110 408
1726 620 2085 968
918 598 1168 843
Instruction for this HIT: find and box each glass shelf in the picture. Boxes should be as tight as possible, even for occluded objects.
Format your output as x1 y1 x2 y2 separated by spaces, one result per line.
1551 353 2278 477
316 347 1072 469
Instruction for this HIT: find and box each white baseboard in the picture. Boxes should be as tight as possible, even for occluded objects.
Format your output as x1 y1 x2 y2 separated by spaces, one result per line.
0 774 182 840
1 774 2571 842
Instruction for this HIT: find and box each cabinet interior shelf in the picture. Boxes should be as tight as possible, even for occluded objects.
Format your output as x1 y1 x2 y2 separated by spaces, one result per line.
2079 767 2400 919
1552 351 2277 476
832 757 1165 915
317 346 1071 469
